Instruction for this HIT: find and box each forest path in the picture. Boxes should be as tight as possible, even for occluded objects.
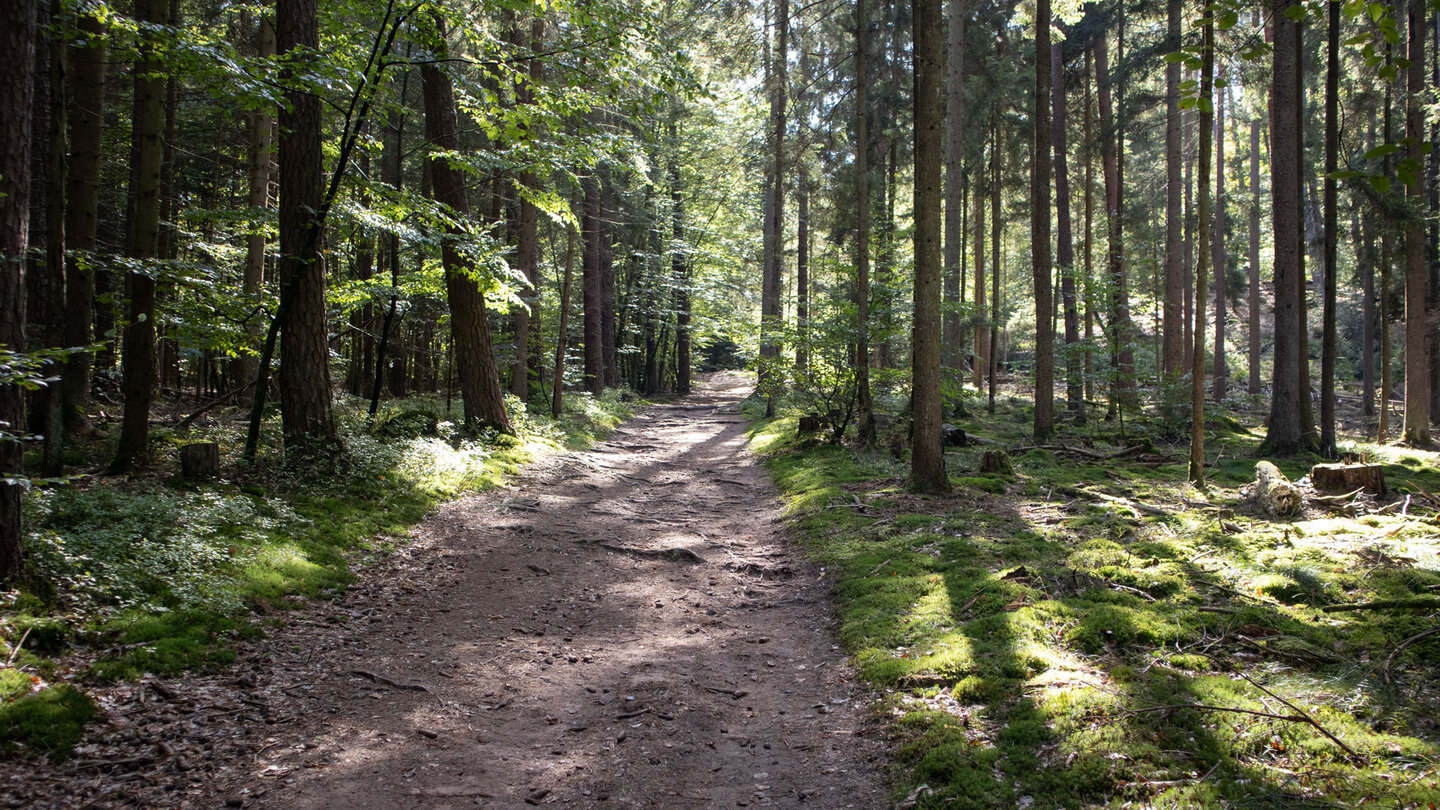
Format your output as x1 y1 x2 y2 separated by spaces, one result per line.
212 372 887 809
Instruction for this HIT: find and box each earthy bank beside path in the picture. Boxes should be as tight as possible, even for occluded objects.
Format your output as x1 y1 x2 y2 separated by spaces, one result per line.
4 372 888 809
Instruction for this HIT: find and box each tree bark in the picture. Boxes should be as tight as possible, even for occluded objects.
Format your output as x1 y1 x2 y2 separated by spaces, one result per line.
1248 113 1262 396
1031 2 1054 441
61 12 105 433
944 0 966 373
1404 0 1431 444
759 0 788 403
36 0 68 477
1320 0 1339 456
1264 0 1306 454
1212 83 1228 403
671 145 691 395
421 26 513 436
1190 13 1213 486
112 0 169 471
582 177 603 396
1053 41 1082 420
1163 0 1184 378
552 197 577 417
911 0 950 492
854 0 875 445
0 0 36 581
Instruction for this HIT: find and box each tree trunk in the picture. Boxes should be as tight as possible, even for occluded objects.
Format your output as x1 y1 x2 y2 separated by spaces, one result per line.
1083 47 1095 405
797 162 810 372
0 0 36 581
911 0 950 492
421 28 513 436
1191 14 1213 486
1405 0 1431 444
552 196 577 417
1212 83 1228 403
1164 0 1184 378
36 0 67 477
582 177 603 396
1053 41 1082 420
112 0 169 472
973 170 986 391
1264 0 1306 454
1248 113 1263 396
854 0 875 445
944 0 966 373
759 0 787 403
600 218 618 389
1320 0 1340 456
1031 1 1054 441
61 12 105 433
670 132 691 395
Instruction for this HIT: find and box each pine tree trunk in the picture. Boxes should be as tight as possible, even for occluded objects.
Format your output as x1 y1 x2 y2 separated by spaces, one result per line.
552 196 576 418
62 12 105 433
911 0 949 492
36 0 68 477
670 145 691 395
944 0 966 374
1053 42 1082 420
1213 83 1228 402
1163 0 1184 378
1320 0 1340 456
582 177 603 396
854 0 875 445
1191 15 1213 485
420 26 513 436
1249 114 1263 396
1031 0 1054 441
112 0 169 471
0 0 36 581
1404 0 1432 443
1264 0 1306 454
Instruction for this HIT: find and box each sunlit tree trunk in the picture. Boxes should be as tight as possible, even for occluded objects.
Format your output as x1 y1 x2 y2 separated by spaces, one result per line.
1190 12 1213 485
1264 0 1306 454
1053 41 1082 420
1212 82 1228 402
1404 0 1431 443
1163 0 1184 378
1248 114 1262 396
1320 0 1340 456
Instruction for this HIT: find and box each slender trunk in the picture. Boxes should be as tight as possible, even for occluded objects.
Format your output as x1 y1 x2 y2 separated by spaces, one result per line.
112 0 169 471
552 199 577 417
1248 114 1262 395
1320 0 1339 455
1362 120 1377 417
1031 0 1054 440
944 0 966 372
582 178 603 396
1213 82 1228 401
1381 49 1395 442
1083 47 1095 405
797 163 810 371
973 164 987 390
855 0 875 444
1164 0 1184 377
1191 13 1213 485
61 13 105 432
671 145 691 395
1405 0 1431 443
1053 41 1081 419
38 0 67 477
759 0 788 403
911 0 949 490
989 126 1000 414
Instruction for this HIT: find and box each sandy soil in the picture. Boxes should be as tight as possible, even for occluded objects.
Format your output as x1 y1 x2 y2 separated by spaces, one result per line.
4 372 889 809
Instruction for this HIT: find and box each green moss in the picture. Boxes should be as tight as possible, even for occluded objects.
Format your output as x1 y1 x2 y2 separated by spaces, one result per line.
0 685 97 761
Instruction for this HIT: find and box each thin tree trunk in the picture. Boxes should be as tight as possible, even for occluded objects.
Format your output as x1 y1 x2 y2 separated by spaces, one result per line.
944 0 966 373
552 198 576 417
1031 0 1054 440
1248 114 1262 396
1361 120 1377 417
1164 0 1184 378
989 126 1000 414
582 177 603 396
1083 47 1095 405
61 12 105 433
1191 13 1213 485
759 0 788 407
38 0 67 477
855 0 875 444
1320 0 1340 456
671 138 691 395
1213 82 1228 402
1405 0 1431 443
1053 41 1081 419
973 162 987 391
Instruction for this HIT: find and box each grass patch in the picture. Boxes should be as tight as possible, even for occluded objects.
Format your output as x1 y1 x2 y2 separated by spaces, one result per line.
751 397 1440 808
0 684 97 761
4 389 640 756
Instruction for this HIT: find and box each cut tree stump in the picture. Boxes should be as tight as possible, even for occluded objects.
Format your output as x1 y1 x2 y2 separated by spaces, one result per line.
179 442 220 479
979 449 1012 476
797 414 827 433
942 423 968 447
1251 461 1303 517
1310 463 1385 496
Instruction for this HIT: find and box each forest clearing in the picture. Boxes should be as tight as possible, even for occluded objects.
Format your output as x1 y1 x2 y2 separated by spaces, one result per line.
4 0 1440 805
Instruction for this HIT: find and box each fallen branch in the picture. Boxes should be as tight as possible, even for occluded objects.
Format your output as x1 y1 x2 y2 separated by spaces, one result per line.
351 669 430 692
1322 597 1440 613
581 540 705 564
1119 701 1361 763
1384 627 1440 678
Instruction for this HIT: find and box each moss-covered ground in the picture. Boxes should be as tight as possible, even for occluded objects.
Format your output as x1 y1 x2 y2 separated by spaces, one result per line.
750 393 1440 809
0 390 639 761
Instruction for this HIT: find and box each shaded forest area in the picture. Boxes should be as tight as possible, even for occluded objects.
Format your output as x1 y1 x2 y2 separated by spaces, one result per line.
2 0 1440 804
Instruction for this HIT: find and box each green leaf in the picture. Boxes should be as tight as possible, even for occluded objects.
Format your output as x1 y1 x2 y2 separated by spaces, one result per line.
1179 97 1198 110
1164 51 1189 62
1326 170 1365 180
1219 9 1238 28
1285 4 1308 21
1365 143 1401 159
1397 167 1415 187
1369 1 1387 21
1371 175 1392 193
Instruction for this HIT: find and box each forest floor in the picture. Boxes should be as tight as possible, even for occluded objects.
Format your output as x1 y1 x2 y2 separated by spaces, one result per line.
1 371 888 809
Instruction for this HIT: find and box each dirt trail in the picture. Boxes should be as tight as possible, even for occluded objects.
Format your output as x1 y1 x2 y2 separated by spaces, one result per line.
26 372 885 810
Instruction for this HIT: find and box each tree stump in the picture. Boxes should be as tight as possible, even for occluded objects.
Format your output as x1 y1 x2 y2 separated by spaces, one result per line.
1309 463 1385 496
1251 461 1303 516
179 442 220 479
979 449 1012 475
942 424 968 447
797 414 826 433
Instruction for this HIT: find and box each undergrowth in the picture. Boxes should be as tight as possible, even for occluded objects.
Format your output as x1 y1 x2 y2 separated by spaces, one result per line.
0 389 638 761
750 394 1440 809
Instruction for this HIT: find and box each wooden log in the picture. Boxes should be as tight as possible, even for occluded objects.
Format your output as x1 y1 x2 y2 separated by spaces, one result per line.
979 449 1012 475
1251 461 1303 517
179 442 220 479
941 423 968 447
1310 463 1385 496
